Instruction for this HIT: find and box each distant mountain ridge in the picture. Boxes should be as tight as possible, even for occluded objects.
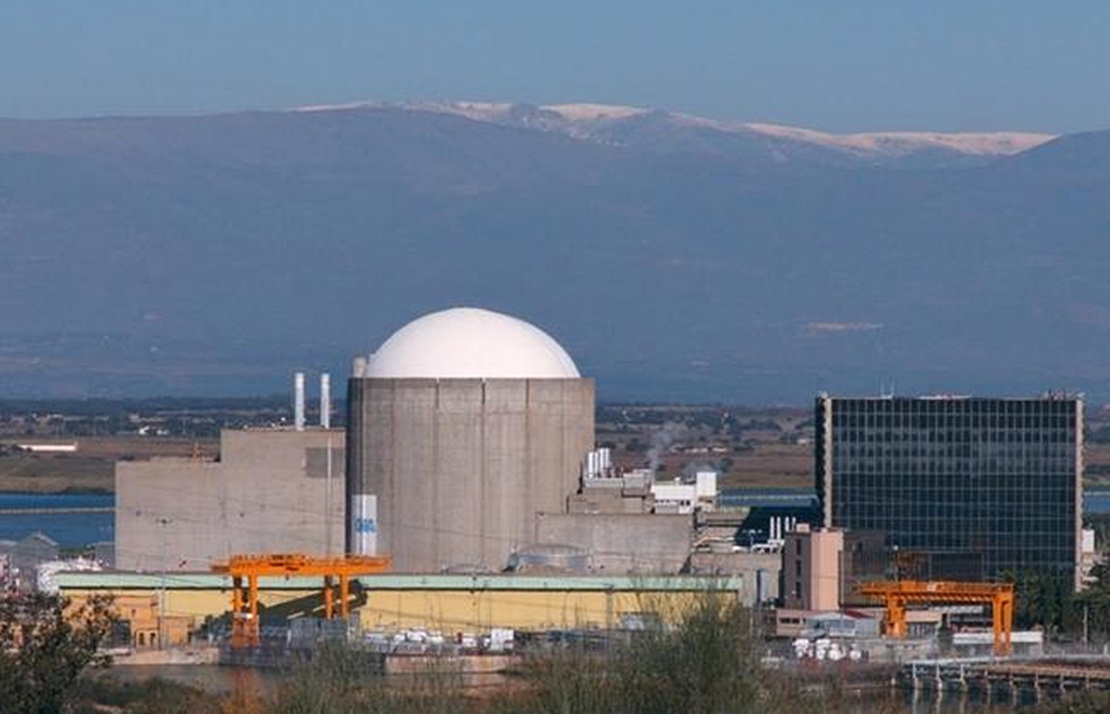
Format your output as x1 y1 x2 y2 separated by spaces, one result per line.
0 101 1108 403
293 100 1054 166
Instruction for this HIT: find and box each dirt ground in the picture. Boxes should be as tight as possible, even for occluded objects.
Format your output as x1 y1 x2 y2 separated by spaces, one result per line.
0 436 218 493
3 413 1108 494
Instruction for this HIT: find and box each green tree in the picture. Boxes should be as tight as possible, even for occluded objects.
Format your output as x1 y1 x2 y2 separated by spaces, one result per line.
0 593 116 714
1076 559 1110 642
1006 569 1076 633
500 593 765 714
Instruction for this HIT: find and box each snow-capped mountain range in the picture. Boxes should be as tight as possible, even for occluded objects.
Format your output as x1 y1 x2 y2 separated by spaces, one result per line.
2 100 1109 402
294 100 1053 164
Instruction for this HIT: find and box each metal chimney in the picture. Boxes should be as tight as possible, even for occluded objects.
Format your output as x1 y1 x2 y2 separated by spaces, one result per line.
320 373 331 429
294 372 306 431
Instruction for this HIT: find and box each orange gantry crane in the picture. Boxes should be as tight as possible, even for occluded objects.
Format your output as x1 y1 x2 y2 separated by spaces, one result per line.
211 553 390 648
857 580 1015 656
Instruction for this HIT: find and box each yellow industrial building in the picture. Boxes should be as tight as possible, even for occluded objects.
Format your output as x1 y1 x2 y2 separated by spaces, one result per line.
55 571 745 642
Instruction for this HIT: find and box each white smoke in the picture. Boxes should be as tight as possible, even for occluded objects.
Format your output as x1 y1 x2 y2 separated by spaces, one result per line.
646 422 684 473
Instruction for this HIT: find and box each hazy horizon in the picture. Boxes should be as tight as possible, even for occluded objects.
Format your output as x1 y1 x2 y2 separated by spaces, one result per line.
5 5 1110 405
4 2 1110 133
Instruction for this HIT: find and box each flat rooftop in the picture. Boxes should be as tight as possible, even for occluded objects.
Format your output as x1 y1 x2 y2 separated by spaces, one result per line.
54 571 744 592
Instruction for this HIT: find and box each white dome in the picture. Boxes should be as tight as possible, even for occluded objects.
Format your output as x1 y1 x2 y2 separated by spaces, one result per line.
364 307 580 379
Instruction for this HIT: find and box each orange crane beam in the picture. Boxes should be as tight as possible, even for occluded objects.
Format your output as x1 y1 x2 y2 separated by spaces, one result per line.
857 580 1014 656
211 553 390 649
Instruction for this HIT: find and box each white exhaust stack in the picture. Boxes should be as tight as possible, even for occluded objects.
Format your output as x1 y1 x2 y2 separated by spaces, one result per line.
320 373 331 429
294 372 306 431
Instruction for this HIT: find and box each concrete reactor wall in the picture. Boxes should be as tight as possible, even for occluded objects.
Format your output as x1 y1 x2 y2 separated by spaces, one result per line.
534 513 693 574
115 429 346 571
347 377 595 572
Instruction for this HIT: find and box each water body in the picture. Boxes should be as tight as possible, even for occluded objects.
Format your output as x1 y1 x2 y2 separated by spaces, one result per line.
106 664 279 695
103 664 1028 713
3 486 1108 551
1086 489 1110 515
0 492 114 547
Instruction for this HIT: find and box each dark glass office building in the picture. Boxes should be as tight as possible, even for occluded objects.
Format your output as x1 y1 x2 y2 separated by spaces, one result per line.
816 395 1082 589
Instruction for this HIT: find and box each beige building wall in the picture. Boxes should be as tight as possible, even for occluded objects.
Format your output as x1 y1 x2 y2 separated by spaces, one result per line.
115 429 345 571
782 526 843 611
57 573 742 637
359 588 712 632
347 378 595 572
65 585 321 649
104 593 206 649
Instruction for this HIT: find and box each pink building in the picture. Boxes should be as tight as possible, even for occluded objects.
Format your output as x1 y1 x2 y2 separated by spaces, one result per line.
782 524 843 611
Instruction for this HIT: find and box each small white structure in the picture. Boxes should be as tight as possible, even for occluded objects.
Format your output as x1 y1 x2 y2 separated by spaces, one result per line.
694 470 717 501
489 628 515 652
951 630 1043 657
651 470 717 514
16 443 77 453
36 557 102 594
583 447 614 479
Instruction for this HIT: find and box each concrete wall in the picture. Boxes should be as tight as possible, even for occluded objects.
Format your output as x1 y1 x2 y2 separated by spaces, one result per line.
347 378 594 572
686 551 781 604
567 490 651 514
115 429 346 571
534 513 692 574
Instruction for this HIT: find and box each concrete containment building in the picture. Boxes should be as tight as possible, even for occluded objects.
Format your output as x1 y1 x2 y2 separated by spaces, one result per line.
347 307 595 572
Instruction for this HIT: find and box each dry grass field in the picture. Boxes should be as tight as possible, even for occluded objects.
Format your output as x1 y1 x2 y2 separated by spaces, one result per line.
0 436 218 493
1084 443 1110 486
4 403 1110 494
719 443 812 489
597 406 814 489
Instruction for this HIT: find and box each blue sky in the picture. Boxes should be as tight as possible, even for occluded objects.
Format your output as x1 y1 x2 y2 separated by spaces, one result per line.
3 1 1109 132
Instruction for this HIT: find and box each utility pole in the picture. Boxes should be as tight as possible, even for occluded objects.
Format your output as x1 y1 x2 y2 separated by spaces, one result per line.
322 372 334 557
1084 600 1090 647
325 433 334 557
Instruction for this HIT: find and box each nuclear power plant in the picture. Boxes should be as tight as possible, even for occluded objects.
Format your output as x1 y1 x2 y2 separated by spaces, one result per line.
111 307 740 580
91 306 749 653
345 307 595 572
112 307 612 575
66 306 1091 666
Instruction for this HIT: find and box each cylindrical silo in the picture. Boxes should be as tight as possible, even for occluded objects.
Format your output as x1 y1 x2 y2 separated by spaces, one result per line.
346 307 595 572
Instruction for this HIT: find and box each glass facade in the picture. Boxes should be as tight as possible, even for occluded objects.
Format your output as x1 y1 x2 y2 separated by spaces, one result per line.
816 396 1081 585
